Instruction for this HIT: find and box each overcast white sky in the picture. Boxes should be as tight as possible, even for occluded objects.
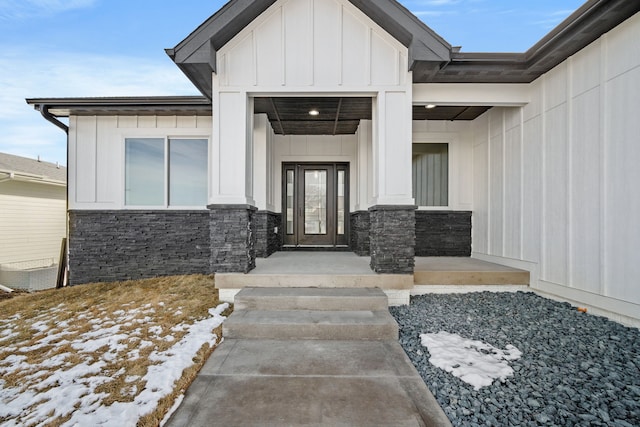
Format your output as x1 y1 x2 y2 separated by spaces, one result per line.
0 0 583 166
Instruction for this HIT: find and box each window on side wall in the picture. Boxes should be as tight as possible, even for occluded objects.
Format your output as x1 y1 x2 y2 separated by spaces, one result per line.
412 143 448 207
125 138 208 207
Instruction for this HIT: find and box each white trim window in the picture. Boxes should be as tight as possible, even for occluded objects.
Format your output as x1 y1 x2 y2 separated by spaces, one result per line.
412 143 448 207
125 137 208 207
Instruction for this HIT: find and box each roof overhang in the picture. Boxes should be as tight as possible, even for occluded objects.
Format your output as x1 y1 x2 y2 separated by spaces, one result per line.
167 0 639 95
26 96 212 117
419 0 640 83
166 0 452 98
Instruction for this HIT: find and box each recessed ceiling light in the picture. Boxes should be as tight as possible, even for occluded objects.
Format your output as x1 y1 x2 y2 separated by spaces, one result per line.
309 109 319 116
425 104 437 109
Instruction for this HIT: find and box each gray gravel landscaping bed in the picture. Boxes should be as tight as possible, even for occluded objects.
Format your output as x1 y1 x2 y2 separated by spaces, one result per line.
390 292 640 427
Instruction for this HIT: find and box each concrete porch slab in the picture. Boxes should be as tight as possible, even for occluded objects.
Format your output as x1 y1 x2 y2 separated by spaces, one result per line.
215 252 413 290
215 253 530 303
414 256 530 286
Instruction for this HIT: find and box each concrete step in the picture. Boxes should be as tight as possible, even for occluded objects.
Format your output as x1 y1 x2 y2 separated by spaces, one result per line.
223 309 399 341
234 287 389 311
215 272 414 289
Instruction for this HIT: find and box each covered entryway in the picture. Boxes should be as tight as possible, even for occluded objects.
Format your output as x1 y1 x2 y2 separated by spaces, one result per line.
282 163 349 248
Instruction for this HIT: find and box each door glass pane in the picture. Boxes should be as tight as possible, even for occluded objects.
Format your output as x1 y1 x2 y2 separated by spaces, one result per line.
125 138 164 206
286 170 294 235
169 139 208 206
304 170 327 235
337 170 345 235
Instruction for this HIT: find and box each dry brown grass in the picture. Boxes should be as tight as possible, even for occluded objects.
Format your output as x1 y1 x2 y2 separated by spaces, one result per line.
0 275 232 427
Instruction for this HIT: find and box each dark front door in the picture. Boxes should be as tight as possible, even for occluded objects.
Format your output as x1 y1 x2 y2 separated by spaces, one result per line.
283 163 349 248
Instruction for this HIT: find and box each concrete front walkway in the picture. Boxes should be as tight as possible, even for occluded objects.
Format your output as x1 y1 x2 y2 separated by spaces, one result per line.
167 339 450 426
166 288 452 427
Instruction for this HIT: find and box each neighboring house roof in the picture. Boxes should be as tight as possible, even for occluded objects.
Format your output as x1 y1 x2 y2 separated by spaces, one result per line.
0 152 66 186
167 0 640 98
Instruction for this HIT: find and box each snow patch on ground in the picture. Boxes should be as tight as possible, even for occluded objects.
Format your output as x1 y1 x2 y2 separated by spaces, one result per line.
420 331 522 390
0 302 229 426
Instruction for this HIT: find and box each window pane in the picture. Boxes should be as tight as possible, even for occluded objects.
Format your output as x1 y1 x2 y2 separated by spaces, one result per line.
337 170 345 235
304 170 327 235
169 139 208 206
412 143 448 206
125 138 164 206
286 170 294 235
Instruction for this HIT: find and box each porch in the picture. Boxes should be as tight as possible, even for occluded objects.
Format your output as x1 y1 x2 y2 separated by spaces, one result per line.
216 252 530 305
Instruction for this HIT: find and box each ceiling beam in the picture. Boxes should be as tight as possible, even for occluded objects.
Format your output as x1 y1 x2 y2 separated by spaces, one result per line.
450 106 470 121
333 98 343 136
270 98 285 135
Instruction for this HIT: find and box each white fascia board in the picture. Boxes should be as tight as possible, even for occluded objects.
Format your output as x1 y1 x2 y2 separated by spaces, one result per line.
412 83 531 106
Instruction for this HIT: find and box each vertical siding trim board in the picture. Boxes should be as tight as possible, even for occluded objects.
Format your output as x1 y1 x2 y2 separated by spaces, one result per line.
599 34 608 297
209 205 257 273
368 205 415 274
68 210 210 285
415 211 472 257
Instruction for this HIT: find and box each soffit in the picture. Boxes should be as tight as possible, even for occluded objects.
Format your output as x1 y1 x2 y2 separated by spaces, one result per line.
28 96 489 134
254 97 491 135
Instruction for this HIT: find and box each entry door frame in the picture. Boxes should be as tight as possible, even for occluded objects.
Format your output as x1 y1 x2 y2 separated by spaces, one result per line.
282 162 350 248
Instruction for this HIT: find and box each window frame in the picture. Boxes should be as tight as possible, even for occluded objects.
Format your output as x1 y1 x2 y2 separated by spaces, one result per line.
412 135 456 211
123 135 209 210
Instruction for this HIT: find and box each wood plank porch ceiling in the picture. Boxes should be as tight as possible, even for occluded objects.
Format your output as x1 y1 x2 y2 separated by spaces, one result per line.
254 97 490 135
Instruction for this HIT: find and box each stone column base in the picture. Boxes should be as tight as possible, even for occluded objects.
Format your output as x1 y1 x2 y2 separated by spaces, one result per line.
254 211 282 258
368 205 416 274
350 211 371 256
209 205 257 273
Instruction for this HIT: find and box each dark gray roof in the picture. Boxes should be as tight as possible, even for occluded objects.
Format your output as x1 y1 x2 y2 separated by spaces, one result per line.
420 0 640 83
167 0 640 97
0 152 66 184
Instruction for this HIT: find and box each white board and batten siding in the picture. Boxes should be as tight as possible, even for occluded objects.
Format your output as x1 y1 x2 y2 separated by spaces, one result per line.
471 13 640 324
213 0 414 207
0 181 66 265
412 120 474 211
68 115 212 210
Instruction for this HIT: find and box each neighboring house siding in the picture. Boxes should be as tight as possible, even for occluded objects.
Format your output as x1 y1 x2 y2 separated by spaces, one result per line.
0 181 66 264
68 210 210 284
471 12 640 322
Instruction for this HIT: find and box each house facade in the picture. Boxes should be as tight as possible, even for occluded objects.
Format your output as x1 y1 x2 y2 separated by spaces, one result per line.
28 0 640 324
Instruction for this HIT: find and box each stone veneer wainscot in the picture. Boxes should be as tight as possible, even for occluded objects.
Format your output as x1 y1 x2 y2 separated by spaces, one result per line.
68 210 210 285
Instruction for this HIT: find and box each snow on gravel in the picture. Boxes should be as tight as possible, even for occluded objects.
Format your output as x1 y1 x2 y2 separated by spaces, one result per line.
0 303 229 427
420 331 522 390
391 292 640 426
